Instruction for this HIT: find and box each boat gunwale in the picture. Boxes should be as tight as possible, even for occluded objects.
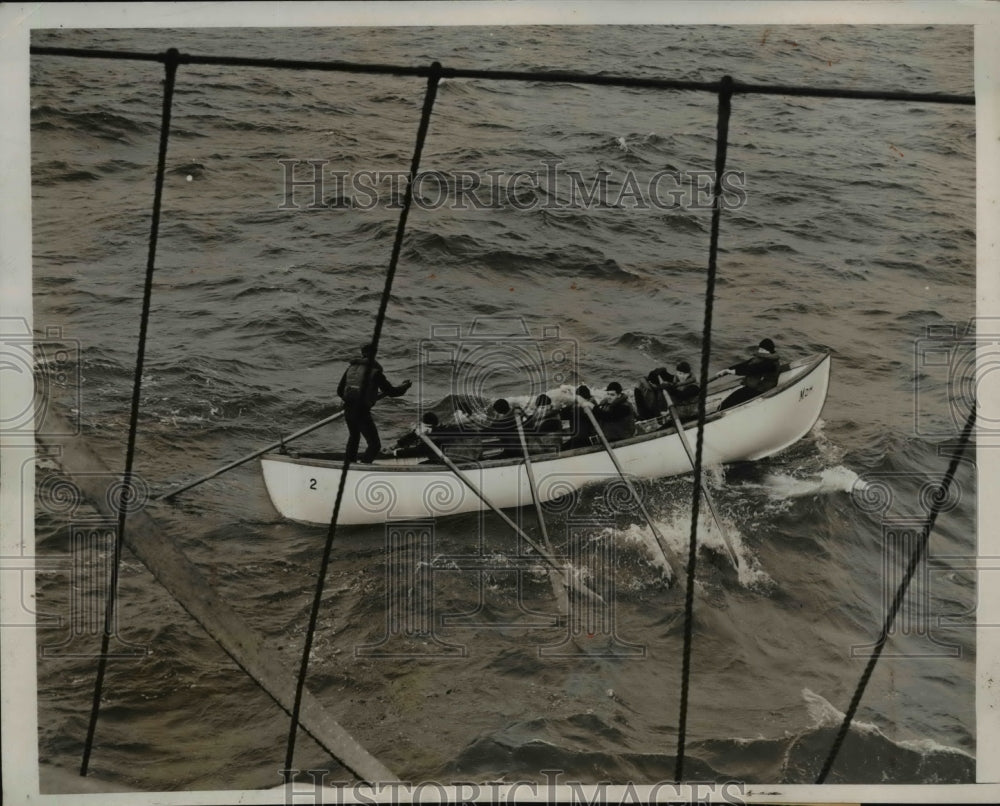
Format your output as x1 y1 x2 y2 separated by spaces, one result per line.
261 352 830 473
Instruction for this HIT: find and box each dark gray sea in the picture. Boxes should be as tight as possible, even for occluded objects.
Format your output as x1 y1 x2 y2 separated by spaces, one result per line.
29 24 976 791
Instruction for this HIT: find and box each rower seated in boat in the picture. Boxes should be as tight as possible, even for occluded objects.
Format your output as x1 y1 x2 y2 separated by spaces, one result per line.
635 367 671 420
563 385 598 449
521 394 564 453
660 360 701 424
595 382 636 442
718 338 782 410
481 398 521 457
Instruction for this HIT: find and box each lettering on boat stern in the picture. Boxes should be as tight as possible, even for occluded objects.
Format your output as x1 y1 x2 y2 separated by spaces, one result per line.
798 385 813 401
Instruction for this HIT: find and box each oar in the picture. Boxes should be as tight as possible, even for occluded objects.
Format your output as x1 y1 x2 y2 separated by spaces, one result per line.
415 432 603 608
156 409 349 501
157 389 398 501
581 406 679 582
661 387 742 572
512 408 570 617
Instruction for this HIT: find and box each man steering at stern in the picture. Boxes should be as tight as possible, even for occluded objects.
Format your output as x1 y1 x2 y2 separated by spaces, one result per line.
337 342 412 463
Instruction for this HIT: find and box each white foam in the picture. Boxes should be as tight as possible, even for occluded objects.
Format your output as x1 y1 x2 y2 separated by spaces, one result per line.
802 689 974 760
802 688 880 736
762 465 862 499
704 464 727 489
897 737 975 760
615 508 771 589
811 418 846 463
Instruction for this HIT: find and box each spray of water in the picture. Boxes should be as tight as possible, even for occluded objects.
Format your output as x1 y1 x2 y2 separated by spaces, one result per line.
615 509 772 590
761 465 864 499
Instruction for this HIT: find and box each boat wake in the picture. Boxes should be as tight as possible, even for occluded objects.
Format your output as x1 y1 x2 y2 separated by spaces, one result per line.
759 464 863 499
614 509 772 590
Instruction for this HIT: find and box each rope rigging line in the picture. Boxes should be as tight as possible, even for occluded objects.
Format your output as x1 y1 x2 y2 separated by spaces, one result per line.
815 404 977 783
30 45 975 106
282 63 443 779
673 75 734 783
32 39 978 786
79 48 180 778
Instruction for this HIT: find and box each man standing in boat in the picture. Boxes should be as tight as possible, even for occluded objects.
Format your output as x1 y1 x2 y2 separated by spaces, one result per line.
337 343 412 463
718 338 782 410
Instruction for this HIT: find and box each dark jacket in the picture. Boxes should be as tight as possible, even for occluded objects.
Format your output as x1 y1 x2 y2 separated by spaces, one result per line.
665 374 700 406
523 407 563 453
729 352 781 392
634 377 665 420
481 411 520 453
337 357 408 407
563 401 597 448
595 395 636 442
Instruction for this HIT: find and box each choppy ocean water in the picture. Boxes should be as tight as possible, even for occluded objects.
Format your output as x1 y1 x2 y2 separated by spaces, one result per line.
27 24 976 790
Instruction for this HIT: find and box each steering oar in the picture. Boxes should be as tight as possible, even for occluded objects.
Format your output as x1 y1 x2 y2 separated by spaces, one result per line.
157 392 387 501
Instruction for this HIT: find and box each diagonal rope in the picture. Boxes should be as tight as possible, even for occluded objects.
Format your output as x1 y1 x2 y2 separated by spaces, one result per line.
674 75 734 783
34 41 974 787
815 404 976 783
80 48 180 777
283 63 442 779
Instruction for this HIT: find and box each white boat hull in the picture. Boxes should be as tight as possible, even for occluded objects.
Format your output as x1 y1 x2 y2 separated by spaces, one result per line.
261 354 830 526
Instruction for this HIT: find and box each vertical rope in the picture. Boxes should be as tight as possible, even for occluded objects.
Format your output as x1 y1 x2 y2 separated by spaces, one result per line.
674 75 733 782
815 404 976 783
283 63 442 779
80 48 180 776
